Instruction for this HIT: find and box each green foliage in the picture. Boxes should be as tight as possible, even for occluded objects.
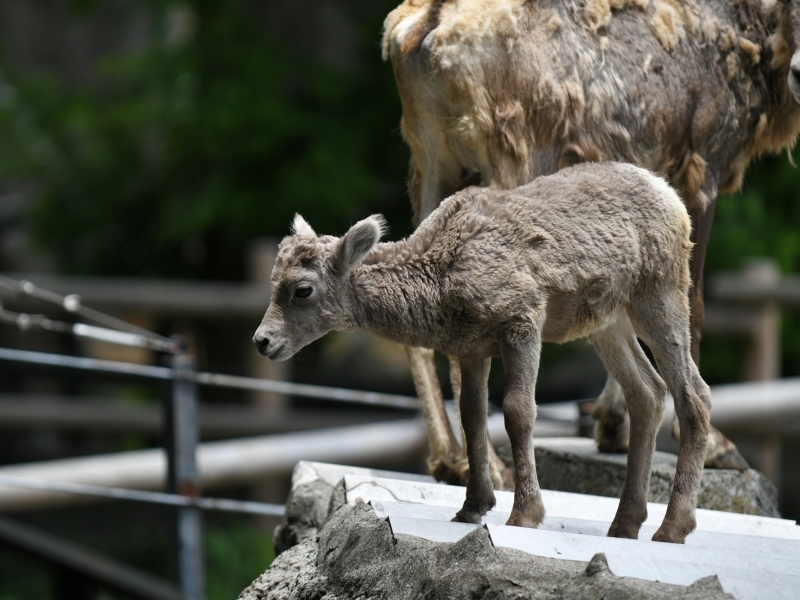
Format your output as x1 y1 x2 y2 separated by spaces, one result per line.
704 148 800 381
0 547 52 600
0 515 274 600
205 517 275 600
0 0 408 279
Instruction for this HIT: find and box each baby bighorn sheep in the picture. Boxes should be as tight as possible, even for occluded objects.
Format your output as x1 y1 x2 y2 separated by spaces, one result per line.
254 162 711 544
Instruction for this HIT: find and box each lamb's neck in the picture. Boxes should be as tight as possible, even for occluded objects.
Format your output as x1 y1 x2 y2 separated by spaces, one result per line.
349 244 441 346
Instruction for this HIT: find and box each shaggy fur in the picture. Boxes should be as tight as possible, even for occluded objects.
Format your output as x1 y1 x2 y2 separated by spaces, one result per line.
383 0 800 477
254 162 711 544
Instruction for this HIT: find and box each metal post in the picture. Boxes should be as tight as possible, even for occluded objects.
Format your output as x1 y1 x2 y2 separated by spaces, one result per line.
165 351 204 600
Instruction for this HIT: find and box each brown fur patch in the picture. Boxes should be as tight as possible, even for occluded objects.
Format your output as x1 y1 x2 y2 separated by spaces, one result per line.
546 12 563 35
585 0 612 33
563 80 586 127
651 1 684 51
739 37 761 64
768 29 793 70
718 27 737 53
400 0 444 55
726 51 741 81
683 153 708 209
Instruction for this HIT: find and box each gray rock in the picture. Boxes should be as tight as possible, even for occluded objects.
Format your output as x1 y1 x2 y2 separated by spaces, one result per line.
273 478 336 555
496 438 780 517
239 538 336 600
273 461 434 555
242 501 733 600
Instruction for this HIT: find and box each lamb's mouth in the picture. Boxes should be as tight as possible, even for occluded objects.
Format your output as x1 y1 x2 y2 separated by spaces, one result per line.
267 344 285 360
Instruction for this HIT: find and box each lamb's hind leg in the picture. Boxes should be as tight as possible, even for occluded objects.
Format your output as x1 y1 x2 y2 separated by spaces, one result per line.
632 293 711 544
452 357 496 524
590 313 666 539
500 337 546 528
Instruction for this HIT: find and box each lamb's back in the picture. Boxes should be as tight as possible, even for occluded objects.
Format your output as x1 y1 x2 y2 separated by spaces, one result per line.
445 163 690 302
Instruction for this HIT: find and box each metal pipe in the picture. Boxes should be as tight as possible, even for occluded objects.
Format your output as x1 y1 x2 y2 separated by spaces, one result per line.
0 346 421 409
0 475 284 516
193 371 421 409
0 414 583 513
0 418 431 512
166 353 204 600
0 346 173 379
0 275 178 347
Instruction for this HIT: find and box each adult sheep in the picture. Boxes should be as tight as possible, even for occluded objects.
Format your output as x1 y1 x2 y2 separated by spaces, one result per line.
254 162 708 544
383 0 800 484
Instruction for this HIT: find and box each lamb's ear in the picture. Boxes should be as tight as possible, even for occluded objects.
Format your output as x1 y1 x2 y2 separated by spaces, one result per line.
335 215 386 274
291 214 316 238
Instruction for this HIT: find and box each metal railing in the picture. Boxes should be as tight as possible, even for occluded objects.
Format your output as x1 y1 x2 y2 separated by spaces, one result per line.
0 275 422 600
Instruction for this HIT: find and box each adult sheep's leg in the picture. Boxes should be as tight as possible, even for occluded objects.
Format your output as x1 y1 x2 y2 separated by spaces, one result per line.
500 337 546 528
592 375 630 454
404 346 463 483
452 357 496 524
632 293 711 544
590 313 666 540
684 195 748 470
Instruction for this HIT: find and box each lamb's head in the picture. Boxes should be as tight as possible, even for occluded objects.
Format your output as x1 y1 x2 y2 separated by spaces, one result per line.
253 214 386 361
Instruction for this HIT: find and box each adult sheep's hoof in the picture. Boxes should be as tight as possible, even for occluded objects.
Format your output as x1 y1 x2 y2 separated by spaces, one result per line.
593 407 630 454
704 447 749 470
430 449 515 491
430 458 470 487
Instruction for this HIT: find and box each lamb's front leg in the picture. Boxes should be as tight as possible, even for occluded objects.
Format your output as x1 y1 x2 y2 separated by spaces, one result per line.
500 338 545 528
452 357 495 524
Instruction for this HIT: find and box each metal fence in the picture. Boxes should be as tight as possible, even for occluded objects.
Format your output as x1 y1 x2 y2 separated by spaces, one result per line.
0 275 422 600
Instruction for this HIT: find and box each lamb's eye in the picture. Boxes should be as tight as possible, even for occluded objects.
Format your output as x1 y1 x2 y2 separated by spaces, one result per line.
295 286 313 299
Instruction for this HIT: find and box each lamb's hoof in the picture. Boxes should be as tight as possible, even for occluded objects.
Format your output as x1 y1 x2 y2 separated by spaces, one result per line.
505 512 542 528
704 447 749 471
607 519 641 540
593 409 630 454
505 499 545 528
452 496 495 524
651 527 687 544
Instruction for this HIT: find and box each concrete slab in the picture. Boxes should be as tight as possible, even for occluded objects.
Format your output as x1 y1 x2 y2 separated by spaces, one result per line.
345 474 800 539
603 555 800 600
486 523 800 577
294 460 435 488
386 515 800 599
371 500 800 555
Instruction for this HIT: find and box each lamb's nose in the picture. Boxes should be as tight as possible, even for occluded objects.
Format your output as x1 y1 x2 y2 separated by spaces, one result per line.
253 335 270 355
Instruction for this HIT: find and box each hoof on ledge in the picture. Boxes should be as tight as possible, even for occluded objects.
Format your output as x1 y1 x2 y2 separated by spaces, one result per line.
704 447 749 471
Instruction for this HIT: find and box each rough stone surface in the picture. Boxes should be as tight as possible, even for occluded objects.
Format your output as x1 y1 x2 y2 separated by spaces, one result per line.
496 438 780 517
242 502 733 600
272 479 336 555
239 538 336 600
